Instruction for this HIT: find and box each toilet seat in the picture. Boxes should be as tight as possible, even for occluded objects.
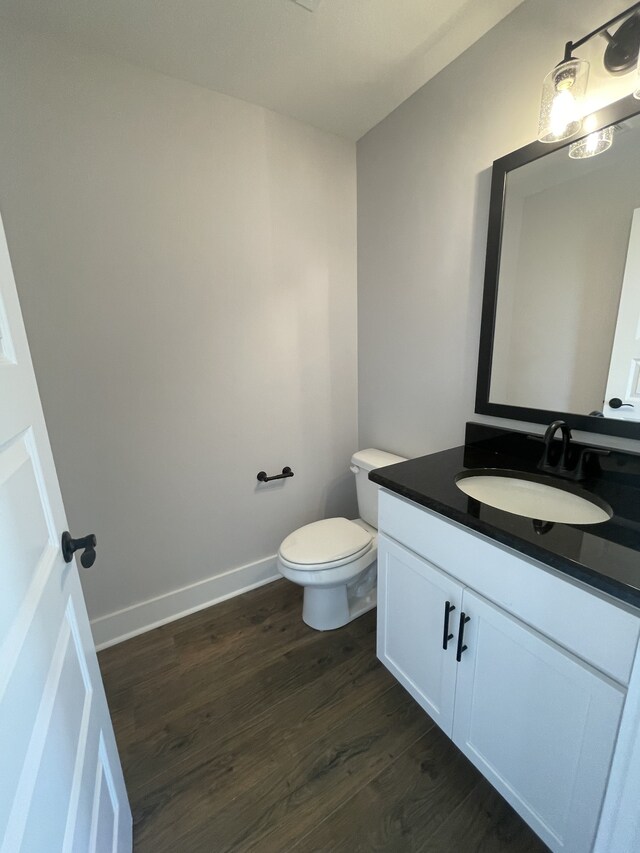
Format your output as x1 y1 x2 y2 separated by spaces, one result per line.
278 517 373 570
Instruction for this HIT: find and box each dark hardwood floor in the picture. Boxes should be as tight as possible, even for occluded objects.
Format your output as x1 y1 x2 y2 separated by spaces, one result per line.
98 579 549 852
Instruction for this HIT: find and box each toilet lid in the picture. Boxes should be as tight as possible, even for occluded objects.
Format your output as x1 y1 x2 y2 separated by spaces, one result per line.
279 518 373 566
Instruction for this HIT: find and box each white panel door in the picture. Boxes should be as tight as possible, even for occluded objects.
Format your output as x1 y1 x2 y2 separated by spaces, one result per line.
0 210 131 853
452 589 625 853
604 207 640 419
377 534 461 736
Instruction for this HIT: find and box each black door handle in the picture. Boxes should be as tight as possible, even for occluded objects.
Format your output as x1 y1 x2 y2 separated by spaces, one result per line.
609 397 634 409
442 601 456 650
61 531 97 568
456 612 470 662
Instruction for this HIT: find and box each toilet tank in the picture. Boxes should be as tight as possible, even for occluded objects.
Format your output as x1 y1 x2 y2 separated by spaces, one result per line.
351 449 407 529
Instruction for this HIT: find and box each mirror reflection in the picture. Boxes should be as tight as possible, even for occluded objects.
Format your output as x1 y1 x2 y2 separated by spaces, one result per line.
490 113 640 422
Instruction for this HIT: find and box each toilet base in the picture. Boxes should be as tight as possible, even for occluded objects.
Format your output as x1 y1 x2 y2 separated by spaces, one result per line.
302 584 377 631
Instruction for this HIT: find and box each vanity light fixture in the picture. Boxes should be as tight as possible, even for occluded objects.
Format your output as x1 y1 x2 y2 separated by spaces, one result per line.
568 126 615 158
539 58 589 143
538 3 640 143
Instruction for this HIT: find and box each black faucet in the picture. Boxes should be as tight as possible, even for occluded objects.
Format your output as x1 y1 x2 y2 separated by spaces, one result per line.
537 420 609 481
540 420 572 471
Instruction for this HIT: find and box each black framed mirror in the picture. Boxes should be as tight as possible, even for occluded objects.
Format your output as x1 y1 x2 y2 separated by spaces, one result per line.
476 93 640 440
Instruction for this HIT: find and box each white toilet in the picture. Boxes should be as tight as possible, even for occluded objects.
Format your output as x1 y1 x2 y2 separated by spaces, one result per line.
277 449 406 630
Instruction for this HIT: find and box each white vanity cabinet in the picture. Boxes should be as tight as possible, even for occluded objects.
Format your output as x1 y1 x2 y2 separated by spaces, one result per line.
377 490 640 853
377 536 461 734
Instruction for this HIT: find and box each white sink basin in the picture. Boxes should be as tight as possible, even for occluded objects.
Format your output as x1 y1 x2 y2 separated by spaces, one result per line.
455 470 612 525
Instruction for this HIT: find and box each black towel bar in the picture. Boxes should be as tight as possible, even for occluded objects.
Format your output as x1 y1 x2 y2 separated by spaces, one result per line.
257 467 294 483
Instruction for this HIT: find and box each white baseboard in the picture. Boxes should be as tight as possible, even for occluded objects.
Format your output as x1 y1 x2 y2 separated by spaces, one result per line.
91 555 281 650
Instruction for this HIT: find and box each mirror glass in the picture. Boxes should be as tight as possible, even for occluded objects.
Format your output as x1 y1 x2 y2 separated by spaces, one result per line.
489 112 640 423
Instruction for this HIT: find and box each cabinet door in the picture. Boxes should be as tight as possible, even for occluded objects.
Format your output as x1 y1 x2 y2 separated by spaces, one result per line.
452 589 625 853
377 534 461 736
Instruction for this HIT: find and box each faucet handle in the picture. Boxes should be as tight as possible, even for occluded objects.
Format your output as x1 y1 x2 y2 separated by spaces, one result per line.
577 446 610 461
573 445 609 480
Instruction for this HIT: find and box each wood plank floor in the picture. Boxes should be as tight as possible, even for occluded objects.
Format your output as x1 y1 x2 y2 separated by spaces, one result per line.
98 579 549 852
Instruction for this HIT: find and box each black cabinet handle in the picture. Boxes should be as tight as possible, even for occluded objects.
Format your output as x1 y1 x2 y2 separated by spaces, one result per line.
456 612 470 662
61 531 97 568
442 601 456 650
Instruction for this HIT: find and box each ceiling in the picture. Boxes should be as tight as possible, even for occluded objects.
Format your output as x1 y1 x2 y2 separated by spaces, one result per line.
0 0 523 139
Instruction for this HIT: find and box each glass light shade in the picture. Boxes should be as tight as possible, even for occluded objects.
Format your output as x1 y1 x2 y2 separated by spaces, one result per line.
538 58 589 143
568 126 614 159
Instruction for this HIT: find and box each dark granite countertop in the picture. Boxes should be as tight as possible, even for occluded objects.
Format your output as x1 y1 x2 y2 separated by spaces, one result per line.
369 423 640 609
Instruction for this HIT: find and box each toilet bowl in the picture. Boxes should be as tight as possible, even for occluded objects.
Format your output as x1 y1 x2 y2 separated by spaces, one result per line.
277 449 406 631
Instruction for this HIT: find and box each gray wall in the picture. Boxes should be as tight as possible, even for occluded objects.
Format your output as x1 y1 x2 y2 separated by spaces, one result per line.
357 0 638 458
0 22 358 622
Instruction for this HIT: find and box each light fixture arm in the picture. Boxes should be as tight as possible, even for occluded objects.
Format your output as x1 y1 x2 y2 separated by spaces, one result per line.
562 1 640 61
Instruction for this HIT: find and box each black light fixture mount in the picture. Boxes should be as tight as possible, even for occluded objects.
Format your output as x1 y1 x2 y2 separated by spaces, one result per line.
570 2 640 74
604 6 640 73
